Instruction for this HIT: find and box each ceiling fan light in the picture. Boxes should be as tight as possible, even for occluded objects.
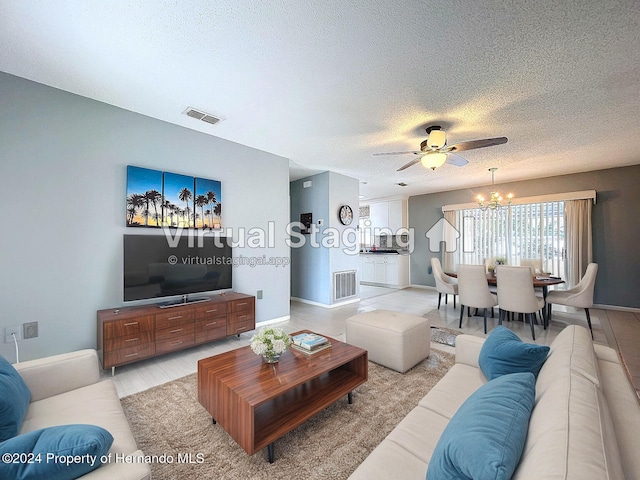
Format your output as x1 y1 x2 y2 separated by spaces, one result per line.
427 130 446 149
421 152 447 170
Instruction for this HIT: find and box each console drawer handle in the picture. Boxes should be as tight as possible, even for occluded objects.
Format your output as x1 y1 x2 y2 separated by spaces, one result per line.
237 326 247 331
125 338 139 342
125 352 139 358
170 341 183 346
124 322 139 326
206 309 219 314
168 315 182 320
170 328 184 334
205 322 217 326
238 315 247 320
236 302 247 307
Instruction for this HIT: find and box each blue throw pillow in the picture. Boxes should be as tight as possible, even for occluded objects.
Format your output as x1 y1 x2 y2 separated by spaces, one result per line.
0 354 31 441
426 372 536 480
0 424 114 480
479 325 550 380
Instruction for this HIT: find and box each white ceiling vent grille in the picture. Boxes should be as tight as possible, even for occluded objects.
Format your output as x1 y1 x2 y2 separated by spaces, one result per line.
182 107 222 125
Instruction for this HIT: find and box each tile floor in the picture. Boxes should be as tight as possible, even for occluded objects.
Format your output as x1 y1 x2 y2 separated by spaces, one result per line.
105 286 640 399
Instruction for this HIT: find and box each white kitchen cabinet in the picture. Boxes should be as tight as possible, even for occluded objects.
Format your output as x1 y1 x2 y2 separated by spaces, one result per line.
369 202 389 231
387 200 404 232
384 255 399 285
364 200 405 233
359 253 409 287
361 255 375 282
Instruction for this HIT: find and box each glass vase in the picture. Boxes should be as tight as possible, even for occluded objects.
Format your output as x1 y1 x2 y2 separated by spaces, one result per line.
262 352 281 364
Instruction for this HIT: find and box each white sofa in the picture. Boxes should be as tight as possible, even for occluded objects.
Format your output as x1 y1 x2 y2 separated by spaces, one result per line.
349 325 640 479
13 349 151 480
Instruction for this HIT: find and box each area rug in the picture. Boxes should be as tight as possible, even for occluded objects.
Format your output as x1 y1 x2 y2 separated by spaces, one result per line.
120 350 454 480
430 326 461 347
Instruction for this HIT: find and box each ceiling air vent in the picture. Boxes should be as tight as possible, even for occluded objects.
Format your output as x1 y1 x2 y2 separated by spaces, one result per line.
182 107 222 125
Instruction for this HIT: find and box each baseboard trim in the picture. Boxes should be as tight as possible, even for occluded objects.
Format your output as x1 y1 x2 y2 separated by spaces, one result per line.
593 304 640 313
290 296 361 309
256 315 291 327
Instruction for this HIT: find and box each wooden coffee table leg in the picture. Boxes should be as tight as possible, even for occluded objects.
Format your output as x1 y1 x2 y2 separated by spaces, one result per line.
267 443 275 463
348 392 353 404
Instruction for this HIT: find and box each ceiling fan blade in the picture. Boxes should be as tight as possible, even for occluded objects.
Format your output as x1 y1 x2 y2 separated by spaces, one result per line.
445 153 469 167
397 157 422 171
372 150 421 156
447 137 508 153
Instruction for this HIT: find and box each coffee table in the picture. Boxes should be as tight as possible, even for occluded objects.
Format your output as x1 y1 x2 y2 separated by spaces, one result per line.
197 330 368 463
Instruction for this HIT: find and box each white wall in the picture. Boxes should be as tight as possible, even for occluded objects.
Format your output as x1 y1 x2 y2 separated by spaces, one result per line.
0 72 291 361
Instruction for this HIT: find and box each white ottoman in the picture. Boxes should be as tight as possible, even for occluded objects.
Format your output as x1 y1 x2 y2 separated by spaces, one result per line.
345 310 430 373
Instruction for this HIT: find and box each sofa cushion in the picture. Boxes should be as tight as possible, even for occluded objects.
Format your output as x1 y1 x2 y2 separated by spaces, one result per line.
20 379 139 459
0 354 31 441
513 369 624 480
537 324 599 388
0 424 113 480
478 326 549 380
426 372 536 480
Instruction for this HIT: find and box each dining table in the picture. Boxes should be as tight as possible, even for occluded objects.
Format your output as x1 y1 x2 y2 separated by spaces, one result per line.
446 271 565 328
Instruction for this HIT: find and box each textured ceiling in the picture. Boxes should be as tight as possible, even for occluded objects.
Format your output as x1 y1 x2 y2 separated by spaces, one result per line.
1 0 639 200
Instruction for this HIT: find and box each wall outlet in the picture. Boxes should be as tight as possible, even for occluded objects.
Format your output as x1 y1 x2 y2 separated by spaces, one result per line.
23 321 38 339
4 325 22 343
257 290 263 300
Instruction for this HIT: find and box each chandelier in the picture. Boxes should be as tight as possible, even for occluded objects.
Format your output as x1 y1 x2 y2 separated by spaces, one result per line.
476 167 513 211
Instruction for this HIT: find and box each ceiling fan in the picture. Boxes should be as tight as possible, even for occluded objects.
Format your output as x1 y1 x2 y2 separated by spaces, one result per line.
373 126 508 171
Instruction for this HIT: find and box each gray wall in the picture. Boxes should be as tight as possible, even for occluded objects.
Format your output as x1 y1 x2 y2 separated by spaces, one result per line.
409 165 640 308
290 171 359 305
0 72 291 361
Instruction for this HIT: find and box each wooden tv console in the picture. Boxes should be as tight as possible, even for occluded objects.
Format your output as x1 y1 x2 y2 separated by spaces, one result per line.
97 292 255 375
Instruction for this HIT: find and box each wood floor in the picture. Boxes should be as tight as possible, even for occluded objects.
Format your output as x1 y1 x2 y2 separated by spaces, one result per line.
104 286 640 399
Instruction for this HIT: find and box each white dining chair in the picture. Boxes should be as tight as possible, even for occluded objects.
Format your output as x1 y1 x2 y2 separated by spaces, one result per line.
546 263 598 339
520 259 543 274
457 264 498 334
431 257 458 309
495 265 545 340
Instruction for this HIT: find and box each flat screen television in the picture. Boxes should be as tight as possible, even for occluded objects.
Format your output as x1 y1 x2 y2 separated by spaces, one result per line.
123 234 233 303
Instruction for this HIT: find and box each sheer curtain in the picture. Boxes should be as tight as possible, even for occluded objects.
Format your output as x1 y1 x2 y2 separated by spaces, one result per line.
564 199 592 287
443 210 457 271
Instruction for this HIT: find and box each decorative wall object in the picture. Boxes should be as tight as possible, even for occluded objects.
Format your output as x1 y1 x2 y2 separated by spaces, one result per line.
126 166 163 227
126 166 222 229
194 177 222 229
163 172 195 228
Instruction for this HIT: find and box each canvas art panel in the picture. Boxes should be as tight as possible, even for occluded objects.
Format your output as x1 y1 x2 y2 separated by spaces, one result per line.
194 177 222 229
126 166 163 227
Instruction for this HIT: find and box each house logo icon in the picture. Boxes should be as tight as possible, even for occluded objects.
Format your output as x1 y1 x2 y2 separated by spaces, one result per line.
425 218 459 253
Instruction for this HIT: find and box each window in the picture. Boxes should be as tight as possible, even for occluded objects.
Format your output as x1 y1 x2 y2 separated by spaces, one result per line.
456 201 565 275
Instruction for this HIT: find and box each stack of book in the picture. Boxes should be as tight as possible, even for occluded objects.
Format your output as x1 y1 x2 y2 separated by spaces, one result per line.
291 333 332 355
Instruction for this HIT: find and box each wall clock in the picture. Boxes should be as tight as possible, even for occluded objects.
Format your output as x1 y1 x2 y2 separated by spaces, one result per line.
338 205 353 225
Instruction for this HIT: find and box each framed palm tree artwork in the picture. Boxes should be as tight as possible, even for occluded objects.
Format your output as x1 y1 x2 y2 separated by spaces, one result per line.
126 166 163 227
194 177 222 229
162 172 195 228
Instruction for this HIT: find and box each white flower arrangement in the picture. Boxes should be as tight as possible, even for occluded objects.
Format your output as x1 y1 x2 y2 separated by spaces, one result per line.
250 327 291 359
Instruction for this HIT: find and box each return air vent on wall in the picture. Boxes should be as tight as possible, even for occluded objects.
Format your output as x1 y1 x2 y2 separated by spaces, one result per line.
333 270 357 301
182 107 222 125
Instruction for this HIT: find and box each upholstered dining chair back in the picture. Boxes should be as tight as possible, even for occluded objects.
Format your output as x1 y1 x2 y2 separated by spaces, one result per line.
495 266 543 314
495 265 545 340
457 264 497 310
551 263 598 307
546 263 598 338
431 257 458 309
520 258 543 274
457 264 498 334
431 257 457 294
